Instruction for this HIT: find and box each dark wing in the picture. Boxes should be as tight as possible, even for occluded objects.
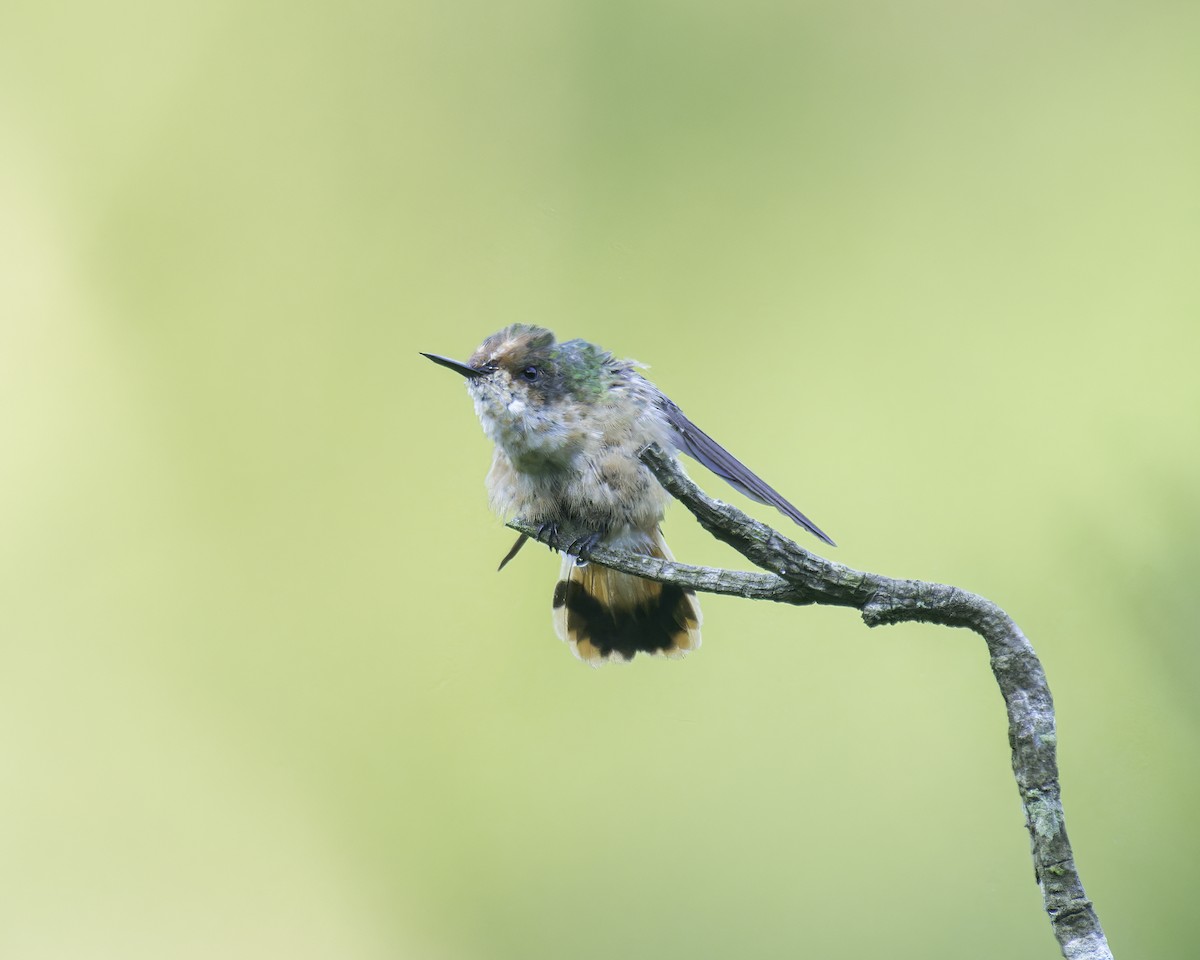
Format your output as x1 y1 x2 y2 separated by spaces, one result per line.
658 396 836 546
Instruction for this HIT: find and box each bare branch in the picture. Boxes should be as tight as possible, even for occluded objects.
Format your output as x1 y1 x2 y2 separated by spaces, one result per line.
507 444 1113 960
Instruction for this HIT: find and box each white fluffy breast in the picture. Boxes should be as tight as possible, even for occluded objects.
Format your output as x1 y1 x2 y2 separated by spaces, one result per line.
470 380 581 474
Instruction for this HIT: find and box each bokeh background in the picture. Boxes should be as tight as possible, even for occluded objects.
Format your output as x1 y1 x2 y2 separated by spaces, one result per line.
3 1 1197 957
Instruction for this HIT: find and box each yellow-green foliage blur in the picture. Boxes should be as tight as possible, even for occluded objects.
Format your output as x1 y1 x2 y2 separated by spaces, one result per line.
3 1 1197 957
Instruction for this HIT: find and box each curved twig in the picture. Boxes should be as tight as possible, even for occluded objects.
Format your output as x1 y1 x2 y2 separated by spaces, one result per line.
507 444 1113 960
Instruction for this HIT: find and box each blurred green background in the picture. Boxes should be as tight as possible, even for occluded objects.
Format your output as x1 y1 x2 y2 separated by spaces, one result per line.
2 1 1197 957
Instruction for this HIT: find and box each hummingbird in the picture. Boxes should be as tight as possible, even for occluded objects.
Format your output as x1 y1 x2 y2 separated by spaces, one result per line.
423 325 834 665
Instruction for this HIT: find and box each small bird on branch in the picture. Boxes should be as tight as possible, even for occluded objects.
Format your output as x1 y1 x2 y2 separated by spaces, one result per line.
423 325 834 664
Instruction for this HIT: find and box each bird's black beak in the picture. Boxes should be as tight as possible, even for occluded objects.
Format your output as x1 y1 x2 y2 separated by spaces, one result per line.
421 353 486 379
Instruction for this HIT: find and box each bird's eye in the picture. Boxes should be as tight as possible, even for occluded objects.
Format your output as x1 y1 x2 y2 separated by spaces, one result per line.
521 366 540 382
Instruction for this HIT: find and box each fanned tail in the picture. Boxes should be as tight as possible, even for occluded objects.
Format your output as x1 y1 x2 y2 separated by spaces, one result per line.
552 528 702 665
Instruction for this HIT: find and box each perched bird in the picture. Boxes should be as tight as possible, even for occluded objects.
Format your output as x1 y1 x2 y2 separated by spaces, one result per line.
423 325 833 665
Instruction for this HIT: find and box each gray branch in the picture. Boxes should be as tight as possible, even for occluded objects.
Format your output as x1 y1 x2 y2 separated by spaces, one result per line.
507 444 1113 960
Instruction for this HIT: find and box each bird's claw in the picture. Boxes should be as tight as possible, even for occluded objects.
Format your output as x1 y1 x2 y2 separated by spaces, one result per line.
536 521 562 552
566 531 603 565
531 521 602 564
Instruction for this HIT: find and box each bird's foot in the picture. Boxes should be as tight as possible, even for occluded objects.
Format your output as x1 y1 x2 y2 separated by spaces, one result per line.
531 521 604 565
566 531 604 566
535 520 564 552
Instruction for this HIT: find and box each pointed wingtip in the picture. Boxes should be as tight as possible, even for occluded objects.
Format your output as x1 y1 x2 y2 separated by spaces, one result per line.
659 396 837 548
779 504 837 548
809 524 837 548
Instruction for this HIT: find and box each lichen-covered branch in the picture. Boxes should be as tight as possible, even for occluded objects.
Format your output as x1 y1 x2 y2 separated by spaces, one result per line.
506 444 1113 960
